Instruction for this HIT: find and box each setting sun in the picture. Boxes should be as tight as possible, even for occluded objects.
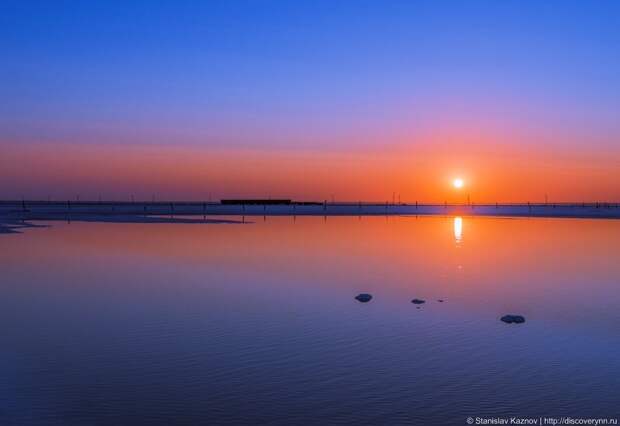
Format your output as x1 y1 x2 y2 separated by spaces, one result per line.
453 178 464 189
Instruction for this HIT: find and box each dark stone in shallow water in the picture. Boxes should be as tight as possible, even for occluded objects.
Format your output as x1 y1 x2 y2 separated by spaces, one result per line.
501 315 525 324
411 298 426 305
437 299 444 303
355 293 372 303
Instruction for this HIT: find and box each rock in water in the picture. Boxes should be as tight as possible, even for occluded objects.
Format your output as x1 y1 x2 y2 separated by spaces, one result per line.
411 298 426 305
501 315 526 324
437 299 444 303
355 293 373 303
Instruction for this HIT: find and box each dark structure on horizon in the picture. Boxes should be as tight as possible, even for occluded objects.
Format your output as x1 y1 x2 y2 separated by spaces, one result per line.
221 199 292 205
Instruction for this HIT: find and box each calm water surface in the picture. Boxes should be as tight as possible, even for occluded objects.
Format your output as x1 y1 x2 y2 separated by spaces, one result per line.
1 216 619 424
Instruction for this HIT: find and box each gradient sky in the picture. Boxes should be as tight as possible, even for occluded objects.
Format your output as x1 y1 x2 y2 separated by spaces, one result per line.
1 0 619 202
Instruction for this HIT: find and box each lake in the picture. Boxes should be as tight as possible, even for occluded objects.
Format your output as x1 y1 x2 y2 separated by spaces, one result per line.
1 216 619 424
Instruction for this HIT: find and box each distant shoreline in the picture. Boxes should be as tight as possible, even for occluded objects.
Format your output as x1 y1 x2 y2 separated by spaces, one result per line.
2 201 620 221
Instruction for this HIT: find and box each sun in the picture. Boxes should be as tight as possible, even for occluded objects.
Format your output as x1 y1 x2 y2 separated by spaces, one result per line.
453 178 464 189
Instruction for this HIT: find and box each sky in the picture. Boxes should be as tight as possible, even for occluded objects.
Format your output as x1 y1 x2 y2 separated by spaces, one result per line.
1 0 619 202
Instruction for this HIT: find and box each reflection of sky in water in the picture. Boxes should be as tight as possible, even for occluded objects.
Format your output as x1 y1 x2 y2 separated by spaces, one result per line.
1 216 620 423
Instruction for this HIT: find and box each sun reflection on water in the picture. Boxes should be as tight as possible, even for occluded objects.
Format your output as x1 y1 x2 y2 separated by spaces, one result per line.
454 216 463 243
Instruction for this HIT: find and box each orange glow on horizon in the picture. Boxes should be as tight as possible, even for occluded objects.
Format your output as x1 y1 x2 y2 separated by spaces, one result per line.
1 141 619 203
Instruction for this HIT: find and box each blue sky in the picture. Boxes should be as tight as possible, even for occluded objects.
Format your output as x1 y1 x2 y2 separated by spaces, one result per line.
2 0 619 147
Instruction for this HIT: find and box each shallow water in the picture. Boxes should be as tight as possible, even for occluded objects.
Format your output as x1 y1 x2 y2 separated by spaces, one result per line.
1 216 619 424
